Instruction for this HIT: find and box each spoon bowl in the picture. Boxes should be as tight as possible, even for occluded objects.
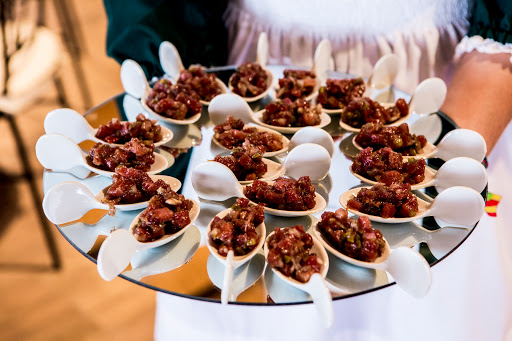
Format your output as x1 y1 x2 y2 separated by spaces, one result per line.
206 207 266 304
36 134 171 178
97 199 200 281
44 108 173 147
42 175 181 224
264 230 333 328
340 185 485 226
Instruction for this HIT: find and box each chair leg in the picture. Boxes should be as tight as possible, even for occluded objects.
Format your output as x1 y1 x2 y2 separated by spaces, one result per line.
53 0 93 110
5 113 62 270
53 74 70 108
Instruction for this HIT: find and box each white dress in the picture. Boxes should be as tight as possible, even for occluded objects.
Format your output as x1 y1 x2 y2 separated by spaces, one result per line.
154 1 512 340
224 0 469 93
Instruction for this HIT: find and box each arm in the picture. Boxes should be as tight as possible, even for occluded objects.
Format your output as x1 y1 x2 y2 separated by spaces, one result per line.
441 50 512 153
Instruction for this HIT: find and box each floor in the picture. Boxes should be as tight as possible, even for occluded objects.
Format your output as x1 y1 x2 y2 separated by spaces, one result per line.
0 1 156 340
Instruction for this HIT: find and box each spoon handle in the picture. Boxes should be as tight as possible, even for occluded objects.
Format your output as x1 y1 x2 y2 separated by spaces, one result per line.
120 59 149 99
383 246 431 298
191 162 244 201
306 273 334 328
221 250 235 305
256 32 268 66
159 41 185 80
429 186 485 227
97 229 141 281
42 181 107 225
312 39 331 84
44 108 95 144
36 134 89 178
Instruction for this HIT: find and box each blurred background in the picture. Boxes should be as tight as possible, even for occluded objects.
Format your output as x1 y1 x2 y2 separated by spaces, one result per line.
0 1 156 339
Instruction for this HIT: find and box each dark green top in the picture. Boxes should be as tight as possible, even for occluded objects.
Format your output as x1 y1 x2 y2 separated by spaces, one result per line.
104 0 512 78
468 0 512 44
104 0 228 78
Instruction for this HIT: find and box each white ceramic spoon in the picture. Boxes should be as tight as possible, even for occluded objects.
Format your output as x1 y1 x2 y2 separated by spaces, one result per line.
42 176 181 224
264 230 333 328
340 77 447 133
323 54 399 114
97 200 200 281
340 185 485 226
191 161 327 217
211 122 291 158
43 108 173 147
207 253 265 303
216 142 332 185
120 59 202 125
350 156 488 192
35 134 171 179
158 41 228 105
312 224 431 298
228 32 274 103
206 208 266 304
275 39 332 102
353 128 487 162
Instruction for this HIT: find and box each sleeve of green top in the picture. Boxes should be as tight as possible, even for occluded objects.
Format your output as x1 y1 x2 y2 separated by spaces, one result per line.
468 0 512 44
103 0 228 79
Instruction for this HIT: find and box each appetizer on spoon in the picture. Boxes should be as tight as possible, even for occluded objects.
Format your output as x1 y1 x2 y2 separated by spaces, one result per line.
350 147 488 192
339 77 447 133
353 124 487 162
158 41 228 105
252 98 332 134
264 225 333 328
191 161 327 217
42 168 181 224
97 189 200 281
206 198 266 304
319 54 399 114
313 208 431 297
120 59 202 125
228 32 274 102
43 108 173 147
275 39 332 102
340 184 485 226
212 142 332 184
36 134 171 178
211 114 290 158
